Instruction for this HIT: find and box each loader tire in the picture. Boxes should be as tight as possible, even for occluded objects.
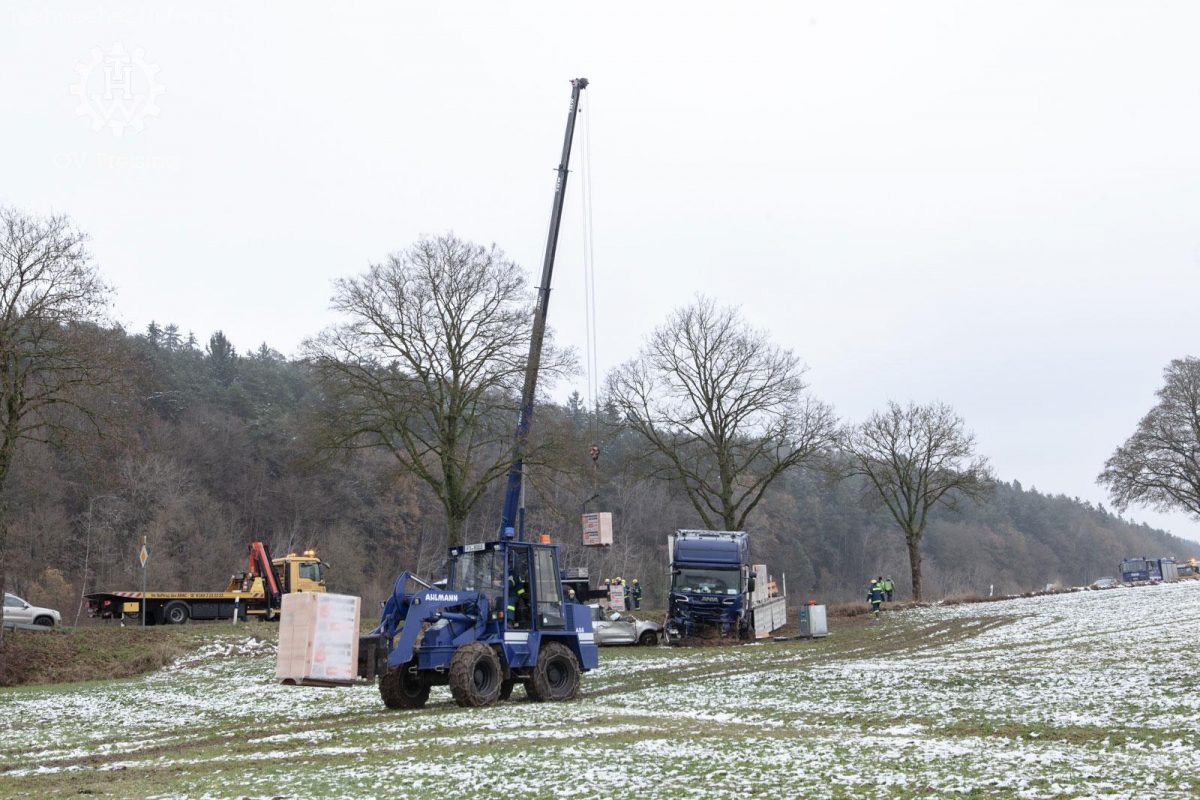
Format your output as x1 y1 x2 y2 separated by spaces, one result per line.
499 679 515 701
526 641 580 702
379 663 430 709
449 642 502 708
163 602 190 625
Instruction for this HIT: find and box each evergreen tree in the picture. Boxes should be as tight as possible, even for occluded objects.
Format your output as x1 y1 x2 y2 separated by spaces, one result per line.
206 331 238 386
162 323 182 350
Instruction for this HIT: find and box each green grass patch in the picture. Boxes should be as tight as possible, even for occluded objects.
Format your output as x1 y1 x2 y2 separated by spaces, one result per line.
0 622 275 688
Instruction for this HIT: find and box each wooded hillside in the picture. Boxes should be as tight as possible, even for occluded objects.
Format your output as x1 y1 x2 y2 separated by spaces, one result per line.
6 325 1194 618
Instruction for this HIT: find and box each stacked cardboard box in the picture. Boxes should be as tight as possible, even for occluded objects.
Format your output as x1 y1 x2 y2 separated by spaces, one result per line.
581 512 614 546
276 592 361 686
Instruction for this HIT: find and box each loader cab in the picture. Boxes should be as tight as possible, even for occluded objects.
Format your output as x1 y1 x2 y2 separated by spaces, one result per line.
447 541 566 632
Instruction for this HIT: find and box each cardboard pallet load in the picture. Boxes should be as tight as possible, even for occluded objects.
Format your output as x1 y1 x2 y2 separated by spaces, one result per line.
582 512 613 546
276 592 361 686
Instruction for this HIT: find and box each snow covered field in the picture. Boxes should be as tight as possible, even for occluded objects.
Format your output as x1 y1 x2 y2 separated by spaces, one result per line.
2 581 1198 799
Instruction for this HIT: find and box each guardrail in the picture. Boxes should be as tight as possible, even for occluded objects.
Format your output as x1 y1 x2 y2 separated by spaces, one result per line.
1 620 57 632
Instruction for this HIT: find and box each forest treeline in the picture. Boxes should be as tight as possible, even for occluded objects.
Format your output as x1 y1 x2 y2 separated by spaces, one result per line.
6 324 1194 618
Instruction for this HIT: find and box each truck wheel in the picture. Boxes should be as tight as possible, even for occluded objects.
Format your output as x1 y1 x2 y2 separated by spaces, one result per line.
163 602 190 625
379 663 430 709
33 615 55 628
738 613 753 641
449 642 502 708
526 641 580 702
499 679 515 701
638 630 658 646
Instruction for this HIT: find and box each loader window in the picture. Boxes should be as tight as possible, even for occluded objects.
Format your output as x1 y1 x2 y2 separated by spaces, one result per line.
450 549 502 595
533 546 564 629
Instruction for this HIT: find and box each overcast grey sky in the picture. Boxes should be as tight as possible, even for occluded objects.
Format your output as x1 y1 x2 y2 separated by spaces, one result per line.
3 2 1199 544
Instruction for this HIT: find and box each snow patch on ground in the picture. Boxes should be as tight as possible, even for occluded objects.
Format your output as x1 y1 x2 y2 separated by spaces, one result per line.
2 582 1198 798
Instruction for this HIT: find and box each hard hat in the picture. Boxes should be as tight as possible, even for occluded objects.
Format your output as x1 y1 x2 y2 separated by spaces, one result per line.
632 579 639 584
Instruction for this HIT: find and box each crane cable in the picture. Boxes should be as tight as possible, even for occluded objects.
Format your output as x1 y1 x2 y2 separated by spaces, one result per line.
578 92 601 476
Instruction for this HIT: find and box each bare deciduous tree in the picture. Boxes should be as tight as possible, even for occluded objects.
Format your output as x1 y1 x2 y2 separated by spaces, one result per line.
1099 357 1200 518
306 233 573 546
607 296 837 531
0 207 115 676
842 401 993 601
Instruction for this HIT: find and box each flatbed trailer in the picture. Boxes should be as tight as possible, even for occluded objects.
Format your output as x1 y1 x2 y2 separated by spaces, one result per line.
86 590 261 625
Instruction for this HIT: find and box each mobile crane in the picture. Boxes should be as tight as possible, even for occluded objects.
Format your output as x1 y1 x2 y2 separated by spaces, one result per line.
357 78 598 709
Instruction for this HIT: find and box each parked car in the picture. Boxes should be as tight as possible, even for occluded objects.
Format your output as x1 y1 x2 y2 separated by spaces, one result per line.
588 604 661 646
2 593 61 628
1091 577 1120 590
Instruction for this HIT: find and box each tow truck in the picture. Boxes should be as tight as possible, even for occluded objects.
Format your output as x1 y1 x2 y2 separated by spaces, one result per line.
86 541 327 624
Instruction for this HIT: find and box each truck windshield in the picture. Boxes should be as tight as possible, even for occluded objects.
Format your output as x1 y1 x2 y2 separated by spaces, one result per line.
672 568 739 596
450 549 503 594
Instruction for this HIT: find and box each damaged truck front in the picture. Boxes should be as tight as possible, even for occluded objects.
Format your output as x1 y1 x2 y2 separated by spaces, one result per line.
665 530 755 643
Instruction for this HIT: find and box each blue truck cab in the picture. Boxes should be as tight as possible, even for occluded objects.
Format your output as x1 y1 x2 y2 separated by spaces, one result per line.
665 530 755 643
1119 557 1173 583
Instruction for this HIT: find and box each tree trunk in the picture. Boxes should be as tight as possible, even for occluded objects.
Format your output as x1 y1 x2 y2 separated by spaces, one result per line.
0 562 7 682
446 511 467 549
0 494 9 682
906 533 923 602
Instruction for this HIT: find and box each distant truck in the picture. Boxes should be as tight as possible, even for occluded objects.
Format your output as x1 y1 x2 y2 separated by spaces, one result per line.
1119 556 1180 584
1119 557 1154 582
86 542 327 625
665 530 760 643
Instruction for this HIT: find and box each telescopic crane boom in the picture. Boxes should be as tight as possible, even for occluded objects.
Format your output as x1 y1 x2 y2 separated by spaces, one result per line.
499 77 588 540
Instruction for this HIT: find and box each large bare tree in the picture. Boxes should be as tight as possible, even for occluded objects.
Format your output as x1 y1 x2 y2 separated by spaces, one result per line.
1099 357 1200 518
0 207 115 675
306 233 573 546
842 401 993 601
607 296 837 531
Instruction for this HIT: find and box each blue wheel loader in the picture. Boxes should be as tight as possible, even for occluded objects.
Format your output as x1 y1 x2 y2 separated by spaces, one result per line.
359 535 599 708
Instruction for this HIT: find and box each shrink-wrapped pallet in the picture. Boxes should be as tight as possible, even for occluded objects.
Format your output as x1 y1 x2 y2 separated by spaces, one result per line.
276 592 361 686
582 512 613 546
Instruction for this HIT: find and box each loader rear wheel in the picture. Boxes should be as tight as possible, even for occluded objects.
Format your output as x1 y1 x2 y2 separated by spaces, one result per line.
526 641 580 702
379 663 430 709
163 602 190 625
449 642 501 708
499 679 515 701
